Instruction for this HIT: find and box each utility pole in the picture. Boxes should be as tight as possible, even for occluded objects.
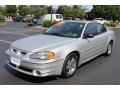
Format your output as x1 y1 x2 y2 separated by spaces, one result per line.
51 5 53 22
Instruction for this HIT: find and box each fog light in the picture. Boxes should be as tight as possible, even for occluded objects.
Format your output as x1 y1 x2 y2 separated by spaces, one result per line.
33 70 41 76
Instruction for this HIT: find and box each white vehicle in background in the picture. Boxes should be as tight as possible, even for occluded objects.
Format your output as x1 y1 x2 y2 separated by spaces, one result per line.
40 14 63 25
93 18 106 24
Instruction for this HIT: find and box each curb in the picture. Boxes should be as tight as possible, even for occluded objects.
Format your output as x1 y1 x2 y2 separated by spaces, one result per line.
29 26 48 30
0 23 6 27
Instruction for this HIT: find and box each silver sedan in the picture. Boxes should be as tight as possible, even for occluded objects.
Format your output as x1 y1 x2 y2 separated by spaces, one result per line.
5 21 115 78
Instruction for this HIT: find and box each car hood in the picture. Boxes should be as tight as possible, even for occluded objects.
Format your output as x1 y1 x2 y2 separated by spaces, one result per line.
11 34 77 52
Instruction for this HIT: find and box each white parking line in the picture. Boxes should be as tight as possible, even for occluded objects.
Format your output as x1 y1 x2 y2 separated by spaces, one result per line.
0 31 30 37
0 40 12 44
2 28 40 32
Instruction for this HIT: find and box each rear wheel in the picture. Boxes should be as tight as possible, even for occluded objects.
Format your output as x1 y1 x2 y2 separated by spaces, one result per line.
61 53 78 78
104 42 113 56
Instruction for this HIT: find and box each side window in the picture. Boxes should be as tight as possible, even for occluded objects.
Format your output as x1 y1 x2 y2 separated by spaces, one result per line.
96 24 107 34
56 15 59 19
59 15 62 19
56 15 62 19
84 23 97 36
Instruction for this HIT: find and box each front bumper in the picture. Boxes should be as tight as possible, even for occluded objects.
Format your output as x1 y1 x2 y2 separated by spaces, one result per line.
5 53 64 77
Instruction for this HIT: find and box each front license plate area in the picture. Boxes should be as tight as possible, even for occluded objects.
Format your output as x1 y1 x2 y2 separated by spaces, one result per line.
10 57 20 66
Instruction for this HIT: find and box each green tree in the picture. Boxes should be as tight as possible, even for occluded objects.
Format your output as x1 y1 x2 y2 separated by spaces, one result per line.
18 5 29 16
56 5 64 14
0 6 6 15
57 5 86 18
72 5 86 18
5 5 17 16
90 5 120 21
47 6 54 14
63 6 73 17
28 5 48 16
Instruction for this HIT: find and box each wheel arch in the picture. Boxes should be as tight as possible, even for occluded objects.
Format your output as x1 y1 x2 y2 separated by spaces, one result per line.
65 50 80 67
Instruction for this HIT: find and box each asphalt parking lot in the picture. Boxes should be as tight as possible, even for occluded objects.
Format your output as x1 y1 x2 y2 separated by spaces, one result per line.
0 21 120 85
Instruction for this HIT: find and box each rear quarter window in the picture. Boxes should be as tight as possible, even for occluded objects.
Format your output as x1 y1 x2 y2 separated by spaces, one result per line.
96 24 107 34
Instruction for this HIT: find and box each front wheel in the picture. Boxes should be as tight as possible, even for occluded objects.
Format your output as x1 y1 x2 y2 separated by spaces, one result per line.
104 42 113 56
61 53 78 78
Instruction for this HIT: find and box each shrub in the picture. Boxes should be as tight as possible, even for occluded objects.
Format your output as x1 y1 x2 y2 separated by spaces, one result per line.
43 20 59 27
43 20 52 27
110 23 116 27
106 23 116 27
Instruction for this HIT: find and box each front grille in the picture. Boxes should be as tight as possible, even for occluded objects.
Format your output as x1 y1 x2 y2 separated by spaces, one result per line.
9 62 32 73
19 66 32 72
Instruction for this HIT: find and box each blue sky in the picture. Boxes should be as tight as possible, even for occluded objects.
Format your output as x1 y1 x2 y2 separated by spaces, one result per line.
84 5 93 11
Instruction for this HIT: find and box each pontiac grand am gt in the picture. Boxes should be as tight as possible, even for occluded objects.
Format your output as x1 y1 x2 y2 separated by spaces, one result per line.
5 21 115 78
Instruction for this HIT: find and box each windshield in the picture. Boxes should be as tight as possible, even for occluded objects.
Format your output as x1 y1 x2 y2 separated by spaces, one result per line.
44 22 85 38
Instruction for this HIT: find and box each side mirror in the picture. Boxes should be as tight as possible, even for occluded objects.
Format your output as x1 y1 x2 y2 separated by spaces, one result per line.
83 33 94 39
42 29 47 34
44 29 47 31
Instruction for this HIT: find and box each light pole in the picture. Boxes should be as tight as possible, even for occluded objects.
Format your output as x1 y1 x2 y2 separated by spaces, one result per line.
51 5 53 22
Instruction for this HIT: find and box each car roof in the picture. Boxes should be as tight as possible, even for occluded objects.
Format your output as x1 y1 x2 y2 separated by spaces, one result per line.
64 20 97 24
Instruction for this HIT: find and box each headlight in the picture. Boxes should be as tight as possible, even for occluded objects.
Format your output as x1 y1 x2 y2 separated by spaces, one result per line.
30 52 55 60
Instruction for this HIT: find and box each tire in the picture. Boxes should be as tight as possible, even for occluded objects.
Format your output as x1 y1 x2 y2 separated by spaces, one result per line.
61 53 78 78
104 42 113 56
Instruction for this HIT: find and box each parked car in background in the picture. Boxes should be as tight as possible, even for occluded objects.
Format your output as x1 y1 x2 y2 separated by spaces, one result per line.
93 18 106 24
16 16 23 22
12 16 17 22
32 16 41 25
63 17 75 20
63 17 81 21
12 16 24 22
0 15 6 22
40 14 63 25
5 21 115 78
74 18 80 21
22 15 33 22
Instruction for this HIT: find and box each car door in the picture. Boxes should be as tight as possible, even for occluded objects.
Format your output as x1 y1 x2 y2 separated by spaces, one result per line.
94 23 108 54
80 23 99 63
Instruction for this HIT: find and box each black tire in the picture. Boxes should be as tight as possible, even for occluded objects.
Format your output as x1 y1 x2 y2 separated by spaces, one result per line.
61 53 78 78
104 42 113 56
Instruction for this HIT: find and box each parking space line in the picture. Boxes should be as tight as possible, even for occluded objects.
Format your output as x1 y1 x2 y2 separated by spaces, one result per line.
0 31 31 37
1 28 41 32
0 40 12 44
